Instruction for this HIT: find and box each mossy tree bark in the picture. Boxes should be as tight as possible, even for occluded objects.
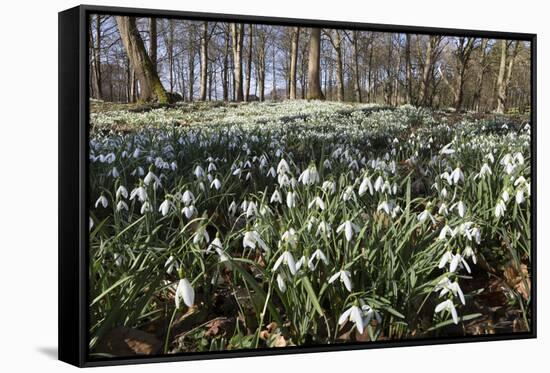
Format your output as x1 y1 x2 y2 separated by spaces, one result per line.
115 16 169 104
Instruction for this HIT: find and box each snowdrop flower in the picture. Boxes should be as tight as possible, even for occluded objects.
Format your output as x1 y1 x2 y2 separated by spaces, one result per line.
175 278 194 309
316 221 332 238
451 201 466 218
501 189 510 202
374 176 384 192
450 253 471 273
243 230 269 252
194 165 205 178
130 186 147 203
358 176 374 196
159 199 173 216
164 255 176 275
450 167 464 185
116 200 128 212
438 225 454 240
435 299 458 324
360 300 382 325
338 304 364 334
182 190 195 206
323 159 332 169
207 162 217 172
474 163 492 179
232 168 242 178
298 164 319 186
182 205 197 219
495 199 507 218
516 189 525 205
267 167 276 178
131 166 145 177
341 186 356 202
440 143 455 155
438 251 453 270
277 159 290 174
418 209 436 224
438 203 449 216
140 201 152 214
308 196 325 211
436 278 466 305
116 185 128 199
273 251 297 275
95 195 108 208
192 226 210 245
322 180 336 195
89 216 94 231
210 178 222 190
514 176 527 187
286 191 297 209
308 249 328 270
246 201 258 218
144 170 160 186
270 189 282 204
281 228 298 248
228 200 238 216
278 173 290 187
463 246 477 265
377 200 391 215
329 270 352 292
276 273 287 292
207 237 223 253
336 220 360 242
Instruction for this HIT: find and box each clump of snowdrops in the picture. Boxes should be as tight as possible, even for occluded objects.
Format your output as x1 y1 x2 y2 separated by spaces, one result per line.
89 100 531 354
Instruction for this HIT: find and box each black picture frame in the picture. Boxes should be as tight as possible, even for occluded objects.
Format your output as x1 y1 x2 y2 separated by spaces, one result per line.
58 4 537 367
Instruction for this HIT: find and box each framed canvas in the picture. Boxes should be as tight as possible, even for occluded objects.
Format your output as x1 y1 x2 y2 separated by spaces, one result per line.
58 4 537 367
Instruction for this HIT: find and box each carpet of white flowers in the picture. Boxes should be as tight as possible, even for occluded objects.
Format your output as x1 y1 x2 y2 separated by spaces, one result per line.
89 100 531 355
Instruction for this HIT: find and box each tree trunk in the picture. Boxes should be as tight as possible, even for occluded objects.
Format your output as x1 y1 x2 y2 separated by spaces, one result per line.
419 37 433 106
166 19 174 92
92 15 103 99
405 34 413 104
352 31 362 102
245 25 253 101
289 27 300 99
473 39 489 111
231 23 244 101
495 40 519 114
115 16 169 103
271 46 277 100
222 28 230 101
332 31 345 102
149 18 157 70
200 22 209 101
307 28 324 100
188 25 196 101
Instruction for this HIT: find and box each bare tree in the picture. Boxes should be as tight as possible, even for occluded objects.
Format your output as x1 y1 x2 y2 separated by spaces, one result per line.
289 27 300 99
245 24 254 101
115 16 169 103
199 22 210 101
326 30 345 101
405 34 413 104
307 28 324 100
496 40 520 113
472 38 490 111
439 37 477 110
231 23 245 101
350 31 362 102
418 36 444 106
